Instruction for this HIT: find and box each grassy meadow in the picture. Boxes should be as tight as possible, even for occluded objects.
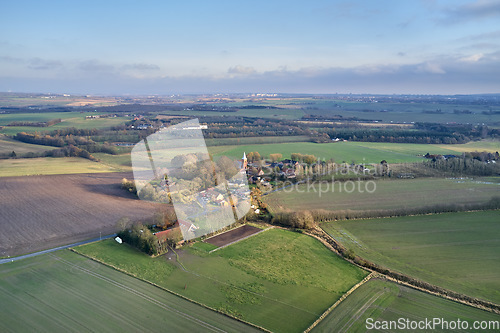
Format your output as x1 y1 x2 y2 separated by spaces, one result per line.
312 278 500 332
264 177 500 213
0 135 58 155
321 211 500 304
0 250 258 333
75 228 368 333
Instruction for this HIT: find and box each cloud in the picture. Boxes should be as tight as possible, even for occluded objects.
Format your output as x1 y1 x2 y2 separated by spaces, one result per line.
121 63 160 71
416 62 446 74
459 53 484 62
227 65 257 75
460 29 500 41
0 56 24 64
2 52 499 95
440 0 500 24
28 58 63 70
78 59 115 72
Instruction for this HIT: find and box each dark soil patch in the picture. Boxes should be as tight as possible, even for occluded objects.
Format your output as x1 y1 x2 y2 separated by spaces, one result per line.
204 225 262 248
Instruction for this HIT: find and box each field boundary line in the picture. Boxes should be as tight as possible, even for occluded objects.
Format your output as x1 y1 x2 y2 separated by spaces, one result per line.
70 247 271 333
303 272 375 333
306 227 500 315
208 227 272 254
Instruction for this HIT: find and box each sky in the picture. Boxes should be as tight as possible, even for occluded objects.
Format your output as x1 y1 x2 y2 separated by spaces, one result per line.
1 0 500 95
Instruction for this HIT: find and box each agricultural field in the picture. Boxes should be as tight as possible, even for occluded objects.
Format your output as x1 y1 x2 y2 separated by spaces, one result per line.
0 92 120 107
312 278 500 332
0 250 257 332
0 135 57 155
265 177 500 213
91 153 133 172
0 172 157 257
352 140 500 156
75 228 369 333
209 140 499 164
0 111 82 125
0 112 130 135
209 141 422 164
436 140 500 153
205 135 311 146
321 211 500 304
0 157 119 177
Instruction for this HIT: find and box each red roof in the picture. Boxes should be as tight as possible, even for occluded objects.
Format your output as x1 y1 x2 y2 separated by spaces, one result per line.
154 229 172 239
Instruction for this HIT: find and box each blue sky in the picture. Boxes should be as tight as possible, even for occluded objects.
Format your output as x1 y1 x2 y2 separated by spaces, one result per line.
1 0 500 94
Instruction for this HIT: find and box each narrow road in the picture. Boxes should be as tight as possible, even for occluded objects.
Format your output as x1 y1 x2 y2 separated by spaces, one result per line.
0 233 116 265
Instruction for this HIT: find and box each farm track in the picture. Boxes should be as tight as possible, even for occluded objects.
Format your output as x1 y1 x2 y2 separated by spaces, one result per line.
0 172 158 257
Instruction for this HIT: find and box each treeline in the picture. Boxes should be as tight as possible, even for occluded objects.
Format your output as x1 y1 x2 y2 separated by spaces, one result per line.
309 196 500 222
13 132 118 154
204 121 306 139
8 118 61 127
320 122 500 143
14 132 65 146
423 156 500 176
0 144 98 161
267 197 500 229
323 128 470 144
271 211 315 229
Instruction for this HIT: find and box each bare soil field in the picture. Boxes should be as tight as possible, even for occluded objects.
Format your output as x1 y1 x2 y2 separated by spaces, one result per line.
0 172 159 257
204 224 262 248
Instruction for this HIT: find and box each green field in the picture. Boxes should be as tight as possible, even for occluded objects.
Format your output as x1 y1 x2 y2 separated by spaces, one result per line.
312 278 500 332
209 141 423 164
209 140 499 164
75 228 368 333
265 177 500 213
0 250 257 332
353 140 500 156
0 135 57 155
321 211 500 304
0 112 130 135
0 157 118 177
92 153 133 171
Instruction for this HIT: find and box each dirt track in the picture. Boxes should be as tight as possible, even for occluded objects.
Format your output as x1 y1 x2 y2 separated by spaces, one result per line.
204 225 262 247
0 172 160 257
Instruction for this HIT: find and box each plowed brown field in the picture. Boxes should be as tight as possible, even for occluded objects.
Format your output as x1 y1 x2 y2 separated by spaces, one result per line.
0 172 159 257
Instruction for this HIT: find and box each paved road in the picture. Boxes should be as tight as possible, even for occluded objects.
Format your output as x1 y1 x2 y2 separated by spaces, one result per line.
0 233 116 265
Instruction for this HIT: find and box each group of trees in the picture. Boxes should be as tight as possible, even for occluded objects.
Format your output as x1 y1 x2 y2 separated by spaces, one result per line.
323 128 471 144
424 155 500 176
121 178 137 194
290 153 318 164
117 222 161 256
14 131 118 154
271 210 315 229
246 151 261 162
0 144 98 161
